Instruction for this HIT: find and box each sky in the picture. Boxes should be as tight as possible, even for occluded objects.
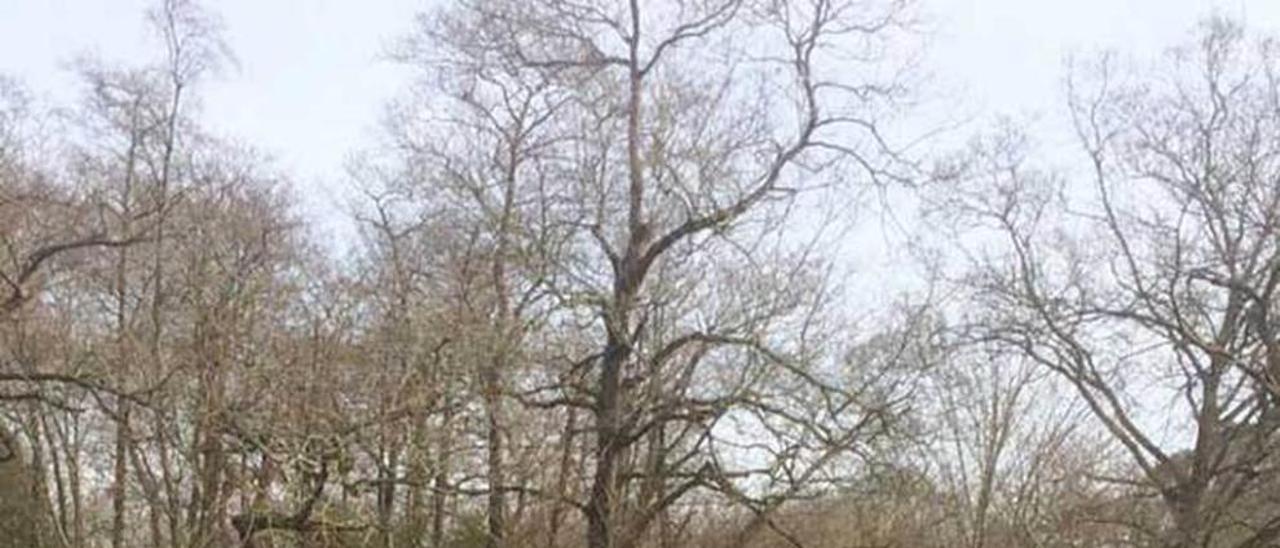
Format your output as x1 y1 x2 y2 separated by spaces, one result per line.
2 0 1279 243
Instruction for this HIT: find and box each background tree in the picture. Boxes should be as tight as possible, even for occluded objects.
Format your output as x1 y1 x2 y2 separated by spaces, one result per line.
953 19 1280 547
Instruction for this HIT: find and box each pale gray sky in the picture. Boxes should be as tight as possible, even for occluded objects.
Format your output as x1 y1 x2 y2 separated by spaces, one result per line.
2 0 1278 241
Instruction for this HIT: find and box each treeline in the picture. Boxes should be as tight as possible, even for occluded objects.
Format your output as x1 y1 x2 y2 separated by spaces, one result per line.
2 1 1279 548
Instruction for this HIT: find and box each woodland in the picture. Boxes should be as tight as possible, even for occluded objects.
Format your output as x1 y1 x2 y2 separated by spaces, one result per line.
3 1 1280 547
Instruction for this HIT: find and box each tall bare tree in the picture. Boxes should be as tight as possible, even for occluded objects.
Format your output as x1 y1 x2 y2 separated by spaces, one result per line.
955 19 1280 547
393 2 926 548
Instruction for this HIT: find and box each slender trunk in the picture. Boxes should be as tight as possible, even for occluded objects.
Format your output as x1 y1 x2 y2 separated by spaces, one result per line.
378 444 398 547
431 400 453 548
107 114 140 548
484 103 525 548
546 410 576 548
195 356 227 547
431 468 447 548
406 416 428 547
67 419 84 548
150 66 183 548
41 416 68 542
156 413 181 547
111 407 131 548
484 365 506 548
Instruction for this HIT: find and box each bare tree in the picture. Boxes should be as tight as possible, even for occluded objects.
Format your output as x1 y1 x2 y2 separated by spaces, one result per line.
391 2 926 548
955 18 1280 547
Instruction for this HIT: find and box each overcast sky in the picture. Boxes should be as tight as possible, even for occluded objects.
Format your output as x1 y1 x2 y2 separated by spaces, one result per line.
2 0 1279 241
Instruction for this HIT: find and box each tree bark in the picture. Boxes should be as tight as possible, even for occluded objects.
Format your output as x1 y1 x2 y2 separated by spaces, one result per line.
110 407 131 548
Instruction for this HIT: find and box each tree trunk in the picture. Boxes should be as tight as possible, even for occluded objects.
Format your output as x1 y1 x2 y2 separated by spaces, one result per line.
377 444 398 547
587 335 627 548
485 365 506 548
110 407 131 548
405 417 428 547
431 399 453 548
546 410 576 548
588 9 646 542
